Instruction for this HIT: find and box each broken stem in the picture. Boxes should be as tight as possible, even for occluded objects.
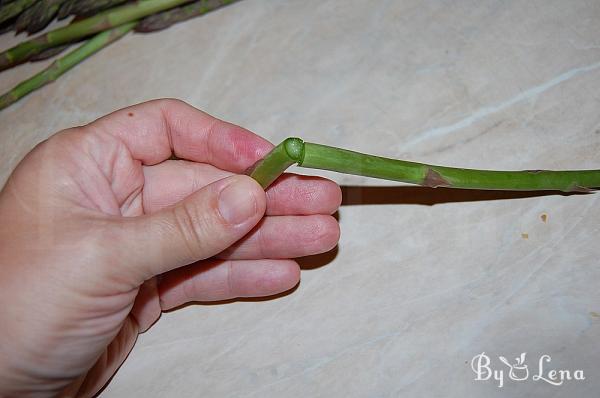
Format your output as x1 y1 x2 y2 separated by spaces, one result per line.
248 137 600 192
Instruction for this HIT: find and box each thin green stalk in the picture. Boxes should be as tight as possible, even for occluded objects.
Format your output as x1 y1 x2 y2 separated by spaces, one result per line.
0 0 193 70
0 0 38 25
135 0 239 32
69 0 129 18
248 137 600 192
29 43 71 61
0 22 135 111
15 0 67 34
56 0 77 19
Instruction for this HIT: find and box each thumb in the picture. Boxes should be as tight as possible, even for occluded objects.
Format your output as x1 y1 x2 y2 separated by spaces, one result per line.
118 175 266 282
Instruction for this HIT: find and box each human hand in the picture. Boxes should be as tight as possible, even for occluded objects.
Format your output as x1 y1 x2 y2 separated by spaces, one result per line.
0 99 341 397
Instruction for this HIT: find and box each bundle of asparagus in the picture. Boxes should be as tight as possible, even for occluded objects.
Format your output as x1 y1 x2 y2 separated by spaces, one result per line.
0 0 239 110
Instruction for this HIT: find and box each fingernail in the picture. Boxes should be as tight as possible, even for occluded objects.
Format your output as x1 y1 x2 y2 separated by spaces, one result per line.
218 178 258 225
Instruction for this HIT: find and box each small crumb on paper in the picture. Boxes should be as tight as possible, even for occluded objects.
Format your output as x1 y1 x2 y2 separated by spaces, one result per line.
521 233 529 239
591 311 600 318
540 213 548 223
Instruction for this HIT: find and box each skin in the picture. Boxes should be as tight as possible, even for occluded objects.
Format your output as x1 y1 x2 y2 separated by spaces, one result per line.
0 99 342 397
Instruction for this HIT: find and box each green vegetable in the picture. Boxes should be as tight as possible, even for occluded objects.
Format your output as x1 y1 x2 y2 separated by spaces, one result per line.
0 0 193 71
0 22 135 110
135 0 239 33
0 0 38 25
248 138 600 192
14 0 67 34
68 0 129 18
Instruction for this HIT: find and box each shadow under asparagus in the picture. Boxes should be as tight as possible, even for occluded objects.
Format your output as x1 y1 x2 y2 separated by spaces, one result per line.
340 185 592 206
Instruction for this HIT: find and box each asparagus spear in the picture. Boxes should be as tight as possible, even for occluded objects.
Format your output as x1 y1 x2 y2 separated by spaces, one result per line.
0 0 38 24
0 16 16 33
14 0 66 34
29 43 70 61
69 0 129 18
248 138 600 192
135 0 238 32
0 0 193 71
58 0 131 20
55 0 74 20
0 22 135 111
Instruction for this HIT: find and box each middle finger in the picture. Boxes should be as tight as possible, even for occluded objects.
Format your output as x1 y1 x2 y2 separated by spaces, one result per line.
142 160 342 216
219 214 340 260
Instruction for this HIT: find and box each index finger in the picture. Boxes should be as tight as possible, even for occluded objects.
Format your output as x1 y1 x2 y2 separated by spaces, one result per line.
86 98 274 172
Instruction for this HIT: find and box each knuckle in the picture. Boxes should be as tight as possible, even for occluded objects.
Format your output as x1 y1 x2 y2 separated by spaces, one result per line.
155 98 188 111
32 127 84 155
180 268 198 301
170 202 216 260
255 221 269 258
226 260 235 297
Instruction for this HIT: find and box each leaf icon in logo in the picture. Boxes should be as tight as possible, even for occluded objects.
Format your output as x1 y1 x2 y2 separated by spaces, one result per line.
499 353 529 381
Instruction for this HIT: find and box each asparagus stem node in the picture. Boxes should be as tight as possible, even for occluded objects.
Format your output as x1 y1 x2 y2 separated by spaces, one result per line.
248 138 600 192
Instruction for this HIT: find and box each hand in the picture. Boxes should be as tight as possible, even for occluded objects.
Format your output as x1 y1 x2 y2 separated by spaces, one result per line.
0 99 341 397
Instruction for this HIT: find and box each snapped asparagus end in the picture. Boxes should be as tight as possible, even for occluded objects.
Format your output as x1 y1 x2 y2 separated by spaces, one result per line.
247 137 304 189
282 137 304 163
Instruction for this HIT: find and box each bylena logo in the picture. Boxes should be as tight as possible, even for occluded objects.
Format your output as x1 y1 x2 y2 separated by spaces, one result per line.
470 352 585 388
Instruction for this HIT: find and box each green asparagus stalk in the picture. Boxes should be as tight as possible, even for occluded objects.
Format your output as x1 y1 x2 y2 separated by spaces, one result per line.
135 0 238 32
0 0 193 70
0 17 16 33
29 43 70 61
0 0 38 24
248 138 600 192
55 0 75 20
69 0 129 18
0 22 135 111
15 0 66 34
1 0 25 5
